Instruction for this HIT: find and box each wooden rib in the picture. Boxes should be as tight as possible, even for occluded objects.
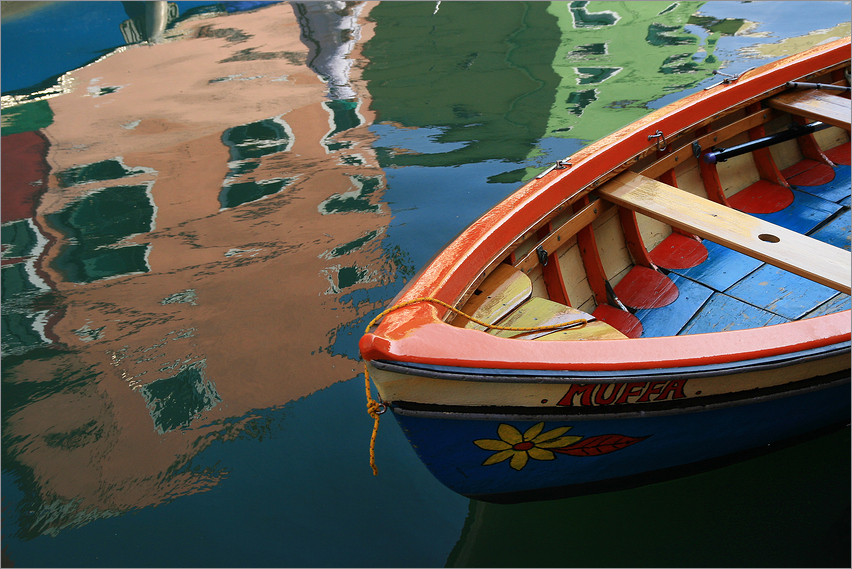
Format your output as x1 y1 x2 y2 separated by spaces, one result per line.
698 141 730 206
618 206 655 268
656 166 697 238
746 103 790 188
531 223 568 305
597 172 851 294
516 199 613 273
574 197 609 306
768 89 851 130
792 115 837 166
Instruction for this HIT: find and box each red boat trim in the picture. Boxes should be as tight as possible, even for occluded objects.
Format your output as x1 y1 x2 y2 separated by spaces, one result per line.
369 341 850 383
360 308 850 371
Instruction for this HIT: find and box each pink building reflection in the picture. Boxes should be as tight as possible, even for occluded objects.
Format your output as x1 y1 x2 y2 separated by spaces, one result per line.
2 1 397 535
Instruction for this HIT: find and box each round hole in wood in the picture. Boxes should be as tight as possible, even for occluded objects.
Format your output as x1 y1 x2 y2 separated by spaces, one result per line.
758 233 780 243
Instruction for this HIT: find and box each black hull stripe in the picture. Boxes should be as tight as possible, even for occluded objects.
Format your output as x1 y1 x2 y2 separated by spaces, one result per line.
389 370 851 421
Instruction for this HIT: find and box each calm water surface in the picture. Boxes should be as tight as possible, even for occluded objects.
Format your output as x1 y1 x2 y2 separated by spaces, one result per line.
2 2 850 567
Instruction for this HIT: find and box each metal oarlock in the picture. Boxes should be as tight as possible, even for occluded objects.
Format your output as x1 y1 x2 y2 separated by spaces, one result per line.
648 130 667 152
705 67 754 89
535 160 571 179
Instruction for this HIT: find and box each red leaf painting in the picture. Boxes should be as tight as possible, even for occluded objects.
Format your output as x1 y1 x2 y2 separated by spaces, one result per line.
552 434 649 456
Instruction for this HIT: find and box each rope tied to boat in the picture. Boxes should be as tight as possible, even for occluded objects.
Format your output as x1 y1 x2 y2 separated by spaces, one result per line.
362 296 589 475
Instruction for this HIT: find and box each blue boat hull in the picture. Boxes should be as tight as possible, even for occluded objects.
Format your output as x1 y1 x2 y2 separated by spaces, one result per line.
390 378 850 503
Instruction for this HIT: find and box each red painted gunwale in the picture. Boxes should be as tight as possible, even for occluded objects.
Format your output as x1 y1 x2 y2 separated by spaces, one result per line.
360 38 852 373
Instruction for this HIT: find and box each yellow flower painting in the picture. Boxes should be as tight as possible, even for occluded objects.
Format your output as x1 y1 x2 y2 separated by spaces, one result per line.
474 422 582 471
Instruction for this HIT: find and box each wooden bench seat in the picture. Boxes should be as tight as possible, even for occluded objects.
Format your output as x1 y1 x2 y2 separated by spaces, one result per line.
490 297 628 341
768 89 851 130
596 171 851 295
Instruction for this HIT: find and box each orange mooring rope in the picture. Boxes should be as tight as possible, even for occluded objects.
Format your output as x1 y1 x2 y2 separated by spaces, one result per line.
362 296 588 475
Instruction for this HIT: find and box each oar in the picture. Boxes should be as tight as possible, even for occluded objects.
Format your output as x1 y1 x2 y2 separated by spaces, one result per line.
702 121 830 163
786 81 851 92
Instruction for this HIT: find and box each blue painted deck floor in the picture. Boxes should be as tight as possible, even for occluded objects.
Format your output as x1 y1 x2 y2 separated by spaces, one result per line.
636 163 851 337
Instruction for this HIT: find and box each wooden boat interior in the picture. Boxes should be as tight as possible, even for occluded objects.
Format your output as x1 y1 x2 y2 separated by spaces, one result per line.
449 64 851 342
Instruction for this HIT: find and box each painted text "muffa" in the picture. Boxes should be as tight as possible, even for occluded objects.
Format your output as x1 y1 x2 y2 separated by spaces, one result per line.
558 380 687 406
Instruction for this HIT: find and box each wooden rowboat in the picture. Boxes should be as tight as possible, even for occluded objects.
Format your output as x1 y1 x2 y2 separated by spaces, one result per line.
360 38 851 503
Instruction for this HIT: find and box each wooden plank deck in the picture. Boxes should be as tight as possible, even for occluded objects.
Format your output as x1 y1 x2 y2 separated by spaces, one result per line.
596 172 851 295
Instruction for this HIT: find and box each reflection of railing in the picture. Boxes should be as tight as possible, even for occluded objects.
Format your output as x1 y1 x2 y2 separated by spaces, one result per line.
291 1 365 100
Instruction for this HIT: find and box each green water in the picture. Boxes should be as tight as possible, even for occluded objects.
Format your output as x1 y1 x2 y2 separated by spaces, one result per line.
1 2 849 566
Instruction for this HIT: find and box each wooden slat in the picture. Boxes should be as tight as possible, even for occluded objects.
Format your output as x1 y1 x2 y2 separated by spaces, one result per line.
515 199 613 273
487 297 624 340
536 325 628 341
767 89 851 130
596 172 851 294
456 263 533 331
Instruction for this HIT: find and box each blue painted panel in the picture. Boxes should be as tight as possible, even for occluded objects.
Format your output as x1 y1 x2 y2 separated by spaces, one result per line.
804 293 851 319
680 292 788 334
671 241 762 292
672 183 845 302
810 209 851 251
634 274 713 337
726 264 840 320
753 188 840 233
794 164 851 204
391 382 850 498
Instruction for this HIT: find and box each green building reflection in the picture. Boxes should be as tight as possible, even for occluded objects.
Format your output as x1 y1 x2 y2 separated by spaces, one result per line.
363 1 744 172
363 1 563 168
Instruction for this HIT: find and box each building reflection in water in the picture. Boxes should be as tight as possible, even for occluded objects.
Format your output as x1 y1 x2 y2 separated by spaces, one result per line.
1 1 397 537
